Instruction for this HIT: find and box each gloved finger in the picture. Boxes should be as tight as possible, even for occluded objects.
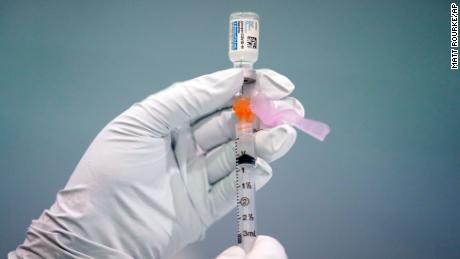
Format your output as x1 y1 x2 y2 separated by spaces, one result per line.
193 97 303 152
205 124 296 184
277 97 305 117
255 124 297 162
192 109 235 153
208 158 272 220
131 69 244 137
255 69 295 99
218 69 296 111
246 235 288 259
215 245 245 259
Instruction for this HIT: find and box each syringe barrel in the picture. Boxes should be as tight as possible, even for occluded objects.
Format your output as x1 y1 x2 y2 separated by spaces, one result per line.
235 126 257 252
234 83 257 252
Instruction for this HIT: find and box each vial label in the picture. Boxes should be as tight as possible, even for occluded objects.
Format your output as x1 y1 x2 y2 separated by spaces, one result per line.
230 19 259 52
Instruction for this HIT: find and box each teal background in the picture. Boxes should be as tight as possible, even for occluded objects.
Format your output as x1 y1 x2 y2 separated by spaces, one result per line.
1 0 459 258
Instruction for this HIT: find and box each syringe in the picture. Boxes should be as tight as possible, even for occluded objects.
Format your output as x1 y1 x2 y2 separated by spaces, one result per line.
233 86 257 252
229 11 260 252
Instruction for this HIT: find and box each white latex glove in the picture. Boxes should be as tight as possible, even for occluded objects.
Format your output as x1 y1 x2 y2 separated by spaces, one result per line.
9 69 304 259
216 235 287 259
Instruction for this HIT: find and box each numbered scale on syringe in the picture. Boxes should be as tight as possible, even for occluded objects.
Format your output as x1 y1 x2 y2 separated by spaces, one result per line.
235 132 257 251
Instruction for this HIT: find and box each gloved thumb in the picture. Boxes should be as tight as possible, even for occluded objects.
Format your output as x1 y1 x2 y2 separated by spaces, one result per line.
215 235 287 259
246 235 288 259
215 245 245 259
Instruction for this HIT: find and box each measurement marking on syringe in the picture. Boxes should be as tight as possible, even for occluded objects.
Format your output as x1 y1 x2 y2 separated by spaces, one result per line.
239 197 250 206
242 214 254 221
242 230 256 237
242 182 252 189
234 136 241 245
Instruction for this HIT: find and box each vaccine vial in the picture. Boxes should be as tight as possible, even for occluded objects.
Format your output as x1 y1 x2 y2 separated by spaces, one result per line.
229 12 259 69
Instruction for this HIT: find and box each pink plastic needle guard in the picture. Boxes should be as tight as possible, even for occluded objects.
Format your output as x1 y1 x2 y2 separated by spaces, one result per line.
250 92 331 141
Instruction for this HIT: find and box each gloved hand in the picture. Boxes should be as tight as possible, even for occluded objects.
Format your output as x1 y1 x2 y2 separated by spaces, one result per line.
9 69 304 259
216 235 287 259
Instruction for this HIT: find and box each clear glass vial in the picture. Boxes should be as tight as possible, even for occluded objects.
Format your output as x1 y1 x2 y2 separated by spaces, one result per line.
228 12 259 69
